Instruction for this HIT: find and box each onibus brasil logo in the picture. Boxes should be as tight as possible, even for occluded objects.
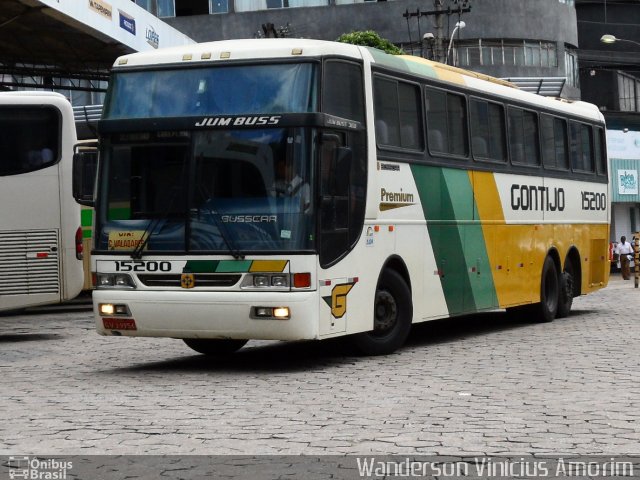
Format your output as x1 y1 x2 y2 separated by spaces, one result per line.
7 457 72 480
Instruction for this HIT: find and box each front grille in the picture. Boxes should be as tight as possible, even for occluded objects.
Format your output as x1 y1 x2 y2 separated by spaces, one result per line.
137 273 241 288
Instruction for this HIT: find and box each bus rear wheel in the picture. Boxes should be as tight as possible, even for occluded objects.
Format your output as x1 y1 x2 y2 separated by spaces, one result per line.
556 265 574 319
183 338 248 356
536 255 559 322
352 269 413 355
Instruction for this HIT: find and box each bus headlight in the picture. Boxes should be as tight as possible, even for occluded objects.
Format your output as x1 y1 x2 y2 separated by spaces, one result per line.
242 273 291 289
251 306 290 320
271 275 288 287
253 275 270 287
96 273 136 289
99 303 131 316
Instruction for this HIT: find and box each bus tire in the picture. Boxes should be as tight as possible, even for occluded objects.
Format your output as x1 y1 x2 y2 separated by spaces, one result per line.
183 338 248 356
352 269 413 355
536 256 559 323
556 266 574 319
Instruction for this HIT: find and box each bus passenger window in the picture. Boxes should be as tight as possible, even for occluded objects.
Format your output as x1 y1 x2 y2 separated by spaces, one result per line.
373 76 422 150
569 121 594 173
541 114 568 170
0 106 59 175
470 99 506 162
425 87 468 157
508 107 539 166
594 127 607 176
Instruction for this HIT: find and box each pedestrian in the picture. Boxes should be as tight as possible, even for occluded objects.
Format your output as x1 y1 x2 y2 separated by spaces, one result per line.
617 235 634 280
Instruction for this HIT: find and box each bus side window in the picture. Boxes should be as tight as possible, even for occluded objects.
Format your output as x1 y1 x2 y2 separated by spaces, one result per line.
569 121 594 173
594 127 607 176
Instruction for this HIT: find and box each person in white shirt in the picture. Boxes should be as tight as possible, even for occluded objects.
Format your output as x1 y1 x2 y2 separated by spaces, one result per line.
617 236 634 280
274 159 311 212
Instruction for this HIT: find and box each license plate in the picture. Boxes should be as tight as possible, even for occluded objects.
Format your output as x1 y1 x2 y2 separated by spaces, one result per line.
102 318 137 330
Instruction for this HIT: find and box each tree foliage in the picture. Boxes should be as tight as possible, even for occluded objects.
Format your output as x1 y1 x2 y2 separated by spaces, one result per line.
336 30 403 55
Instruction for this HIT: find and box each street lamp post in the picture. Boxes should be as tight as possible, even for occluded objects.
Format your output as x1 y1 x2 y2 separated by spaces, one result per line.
446 21 466 65
600 34 640 48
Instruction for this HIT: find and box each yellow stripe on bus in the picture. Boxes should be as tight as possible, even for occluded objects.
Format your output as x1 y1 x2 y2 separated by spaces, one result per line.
249 260 288 273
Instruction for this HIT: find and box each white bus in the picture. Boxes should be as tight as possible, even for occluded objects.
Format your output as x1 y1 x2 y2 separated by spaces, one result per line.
0 91 84 312
76 39 609 356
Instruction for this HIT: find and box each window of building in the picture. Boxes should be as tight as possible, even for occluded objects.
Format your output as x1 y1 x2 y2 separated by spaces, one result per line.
618 72 638 112
508 107 539 166
158 0 176 16
175 0 210 15
565 49 579 88
134 0 176 15
470 98 506 162
134 0 153 11
457 39 557 68
540 114 568 170
235 0 326 11
425 87 468 157
373 76 422 150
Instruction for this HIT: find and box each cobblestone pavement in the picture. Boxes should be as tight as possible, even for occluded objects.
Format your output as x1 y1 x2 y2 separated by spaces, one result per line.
1 276 639 456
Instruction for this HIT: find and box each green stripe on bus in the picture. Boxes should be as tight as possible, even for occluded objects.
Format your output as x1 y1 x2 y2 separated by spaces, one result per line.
367 48 438 80
184 260 220 273
411 165 497 314
216 260 253 273
81 208 93 227
184 260 255 273
80 208 93 239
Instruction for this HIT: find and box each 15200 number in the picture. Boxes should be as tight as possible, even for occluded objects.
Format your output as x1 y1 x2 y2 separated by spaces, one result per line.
115 260 172 272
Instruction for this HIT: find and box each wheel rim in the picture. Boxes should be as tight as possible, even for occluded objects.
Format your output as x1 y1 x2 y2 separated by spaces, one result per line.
373 289 397 335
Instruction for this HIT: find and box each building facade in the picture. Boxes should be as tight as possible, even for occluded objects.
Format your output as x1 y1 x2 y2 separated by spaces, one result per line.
576 0 640 242
140 0 581 98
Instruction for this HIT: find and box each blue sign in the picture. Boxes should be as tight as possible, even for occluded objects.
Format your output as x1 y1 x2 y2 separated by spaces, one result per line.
119 10 136 35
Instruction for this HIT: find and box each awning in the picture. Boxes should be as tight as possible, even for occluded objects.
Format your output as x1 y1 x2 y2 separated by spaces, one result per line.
501 77 567 97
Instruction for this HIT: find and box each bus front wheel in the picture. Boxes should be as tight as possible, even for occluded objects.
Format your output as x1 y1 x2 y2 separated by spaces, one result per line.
352 269 413 355
183 338 248 356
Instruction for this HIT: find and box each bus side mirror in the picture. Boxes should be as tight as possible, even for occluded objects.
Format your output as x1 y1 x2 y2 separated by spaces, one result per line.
73 149 98 207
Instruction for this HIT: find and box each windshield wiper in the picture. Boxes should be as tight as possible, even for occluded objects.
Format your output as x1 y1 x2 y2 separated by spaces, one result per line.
131 167 188 259
198 201 245 260
131 218 163 259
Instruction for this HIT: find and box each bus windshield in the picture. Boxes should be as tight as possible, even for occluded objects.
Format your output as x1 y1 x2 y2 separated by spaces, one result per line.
96 128 315 254
104 63 317 119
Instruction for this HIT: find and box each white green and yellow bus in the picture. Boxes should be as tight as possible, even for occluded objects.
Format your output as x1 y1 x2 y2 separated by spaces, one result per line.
0 91 84 312
76 39 609 356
